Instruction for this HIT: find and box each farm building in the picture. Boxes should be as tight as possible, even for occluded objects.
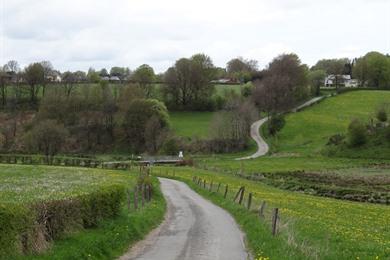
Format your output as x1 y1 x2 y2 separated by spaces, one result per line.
324 74 358 88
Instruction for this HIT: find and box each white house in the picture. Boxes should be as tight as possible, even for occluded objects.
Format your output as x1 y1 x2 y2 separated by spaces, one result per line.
324 75 358 88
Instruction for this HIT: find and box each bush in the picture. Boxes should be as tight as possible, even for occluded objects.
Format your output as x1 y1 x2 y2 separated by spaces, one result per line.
160 136 181 155
327 134 346 146
24 120 68 163
386 126 390 142
376 107 387 122
347 119 367 147
268 114 285 136
0 185 125 258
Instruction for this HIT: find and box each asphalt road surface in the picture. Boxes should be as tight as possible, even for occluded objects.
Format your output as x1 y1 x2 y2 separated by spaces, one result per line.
120 178 248 260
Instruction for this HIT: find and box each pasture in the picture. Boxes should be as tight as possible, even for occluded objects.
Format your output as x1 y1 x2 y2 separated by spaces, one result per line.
0 164 165 259
272 90 390 156
170 111 215 138
0 164 135 204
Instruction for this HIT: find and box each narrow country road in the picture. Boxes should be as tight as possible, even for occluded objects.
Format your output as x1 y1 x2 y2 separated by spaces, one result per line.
236 96 325 160
120 178 249 260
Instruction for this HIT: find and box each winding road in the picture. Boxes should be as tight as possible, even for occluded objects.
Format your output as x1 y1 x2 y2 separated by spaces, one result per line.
236 96 325 160
121 178 249 260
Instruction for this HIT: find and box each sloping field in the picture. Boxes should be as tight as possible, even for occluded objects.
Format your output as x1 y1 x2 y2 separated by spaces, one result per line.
275 90 390 155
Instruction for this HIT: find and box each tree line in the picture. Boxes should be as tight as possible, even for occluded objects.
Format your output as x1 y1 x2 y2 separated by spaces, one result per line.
0 51 389 158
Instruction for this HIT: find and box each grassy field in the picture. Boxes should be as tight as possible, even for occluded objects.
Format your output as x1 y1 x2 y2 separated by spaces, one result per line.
0 164 165 259
158 166 390 260
0 164 135 204
196 91 390 175
170 111 215 138
271 90 390 156
214 84 243 96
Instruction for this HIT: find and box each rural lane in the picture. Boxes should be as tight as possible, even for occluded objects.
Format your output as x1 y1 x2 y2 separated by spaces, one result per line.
236 96 325 160
120 178 249 260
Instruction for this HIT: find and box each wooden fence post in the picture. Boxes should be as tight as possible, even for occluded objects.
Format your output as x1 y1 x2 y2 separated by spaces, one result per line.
134 186 138 210
127 189 131 211
234 187 243 202
209 181 213 192
272 208 279 236
217 183 221 193
148 184 152 201
247 193 252 210
141 184 145 207
203 180 206 189
259 201 266 218
224 185 229 199
238 187 245 205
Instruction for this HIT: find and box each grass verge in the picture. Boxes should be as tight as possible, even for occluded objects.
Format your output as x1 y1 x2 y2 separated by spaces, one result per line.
18 178 166 260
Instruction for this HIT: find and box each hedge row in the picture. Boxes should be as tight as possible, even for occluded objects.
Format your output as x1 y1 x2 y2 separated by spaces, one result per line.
0 185 125 258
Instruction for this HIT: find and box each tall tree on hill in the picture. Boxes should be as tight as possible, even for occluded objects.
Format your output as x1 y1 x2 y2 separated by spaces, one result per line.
40 61 53 97
253 53 309 115
164 53 216 110
62 71 78 97
226 57 258 82
353 52 390 89
132 64 155 97
308 69 326 96
311 58 350 75
122 99 169 152
24 63 44 105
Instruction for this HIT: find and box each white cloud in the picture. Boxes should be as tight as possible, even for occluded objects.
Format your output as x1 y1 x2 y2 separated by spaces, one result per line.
1 0 389 72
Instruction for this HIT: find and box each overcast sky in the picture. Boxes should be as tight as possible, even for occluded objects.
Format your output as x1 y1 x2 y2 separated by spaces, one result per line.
1 0 389 73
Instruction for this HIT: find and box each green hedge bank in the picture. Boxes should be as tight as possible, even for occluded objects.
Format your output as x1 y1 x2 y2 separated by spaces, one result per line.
0 185 125 258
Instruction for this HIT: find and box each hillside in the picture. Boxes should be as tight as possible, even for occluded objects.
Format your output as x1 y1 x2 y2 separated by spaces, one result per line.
272 90 390 157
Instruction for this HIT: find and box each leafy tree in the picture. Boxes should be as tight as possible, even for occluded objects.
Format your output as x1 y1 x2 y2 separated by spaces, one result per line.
0 68 7 106
253 53 309 115
132 64 155 97
25 120 68 163
144 116 167 154
164 54 216 110
110 67 130 80
376 107 387 123
268 114 286 135
308 69 326 96
99 68 109 77
122 99 169 152
311 58 350 75
347 119 367 147
24 63 44 105
62 71 78 97
226 57 258 82
87 68 100 83
40 60 53 96
353 52 390 88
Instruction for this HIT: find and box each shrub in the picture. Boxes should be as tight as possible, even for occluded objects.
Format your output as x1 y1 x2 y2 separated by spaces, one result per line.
386 126 390 142
0 204 35 258
327 134 346 146
376 107 387 122
160 136 181 155
268 114 285 136
0 185 125 258
24 120 68 163
347 119 367 147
